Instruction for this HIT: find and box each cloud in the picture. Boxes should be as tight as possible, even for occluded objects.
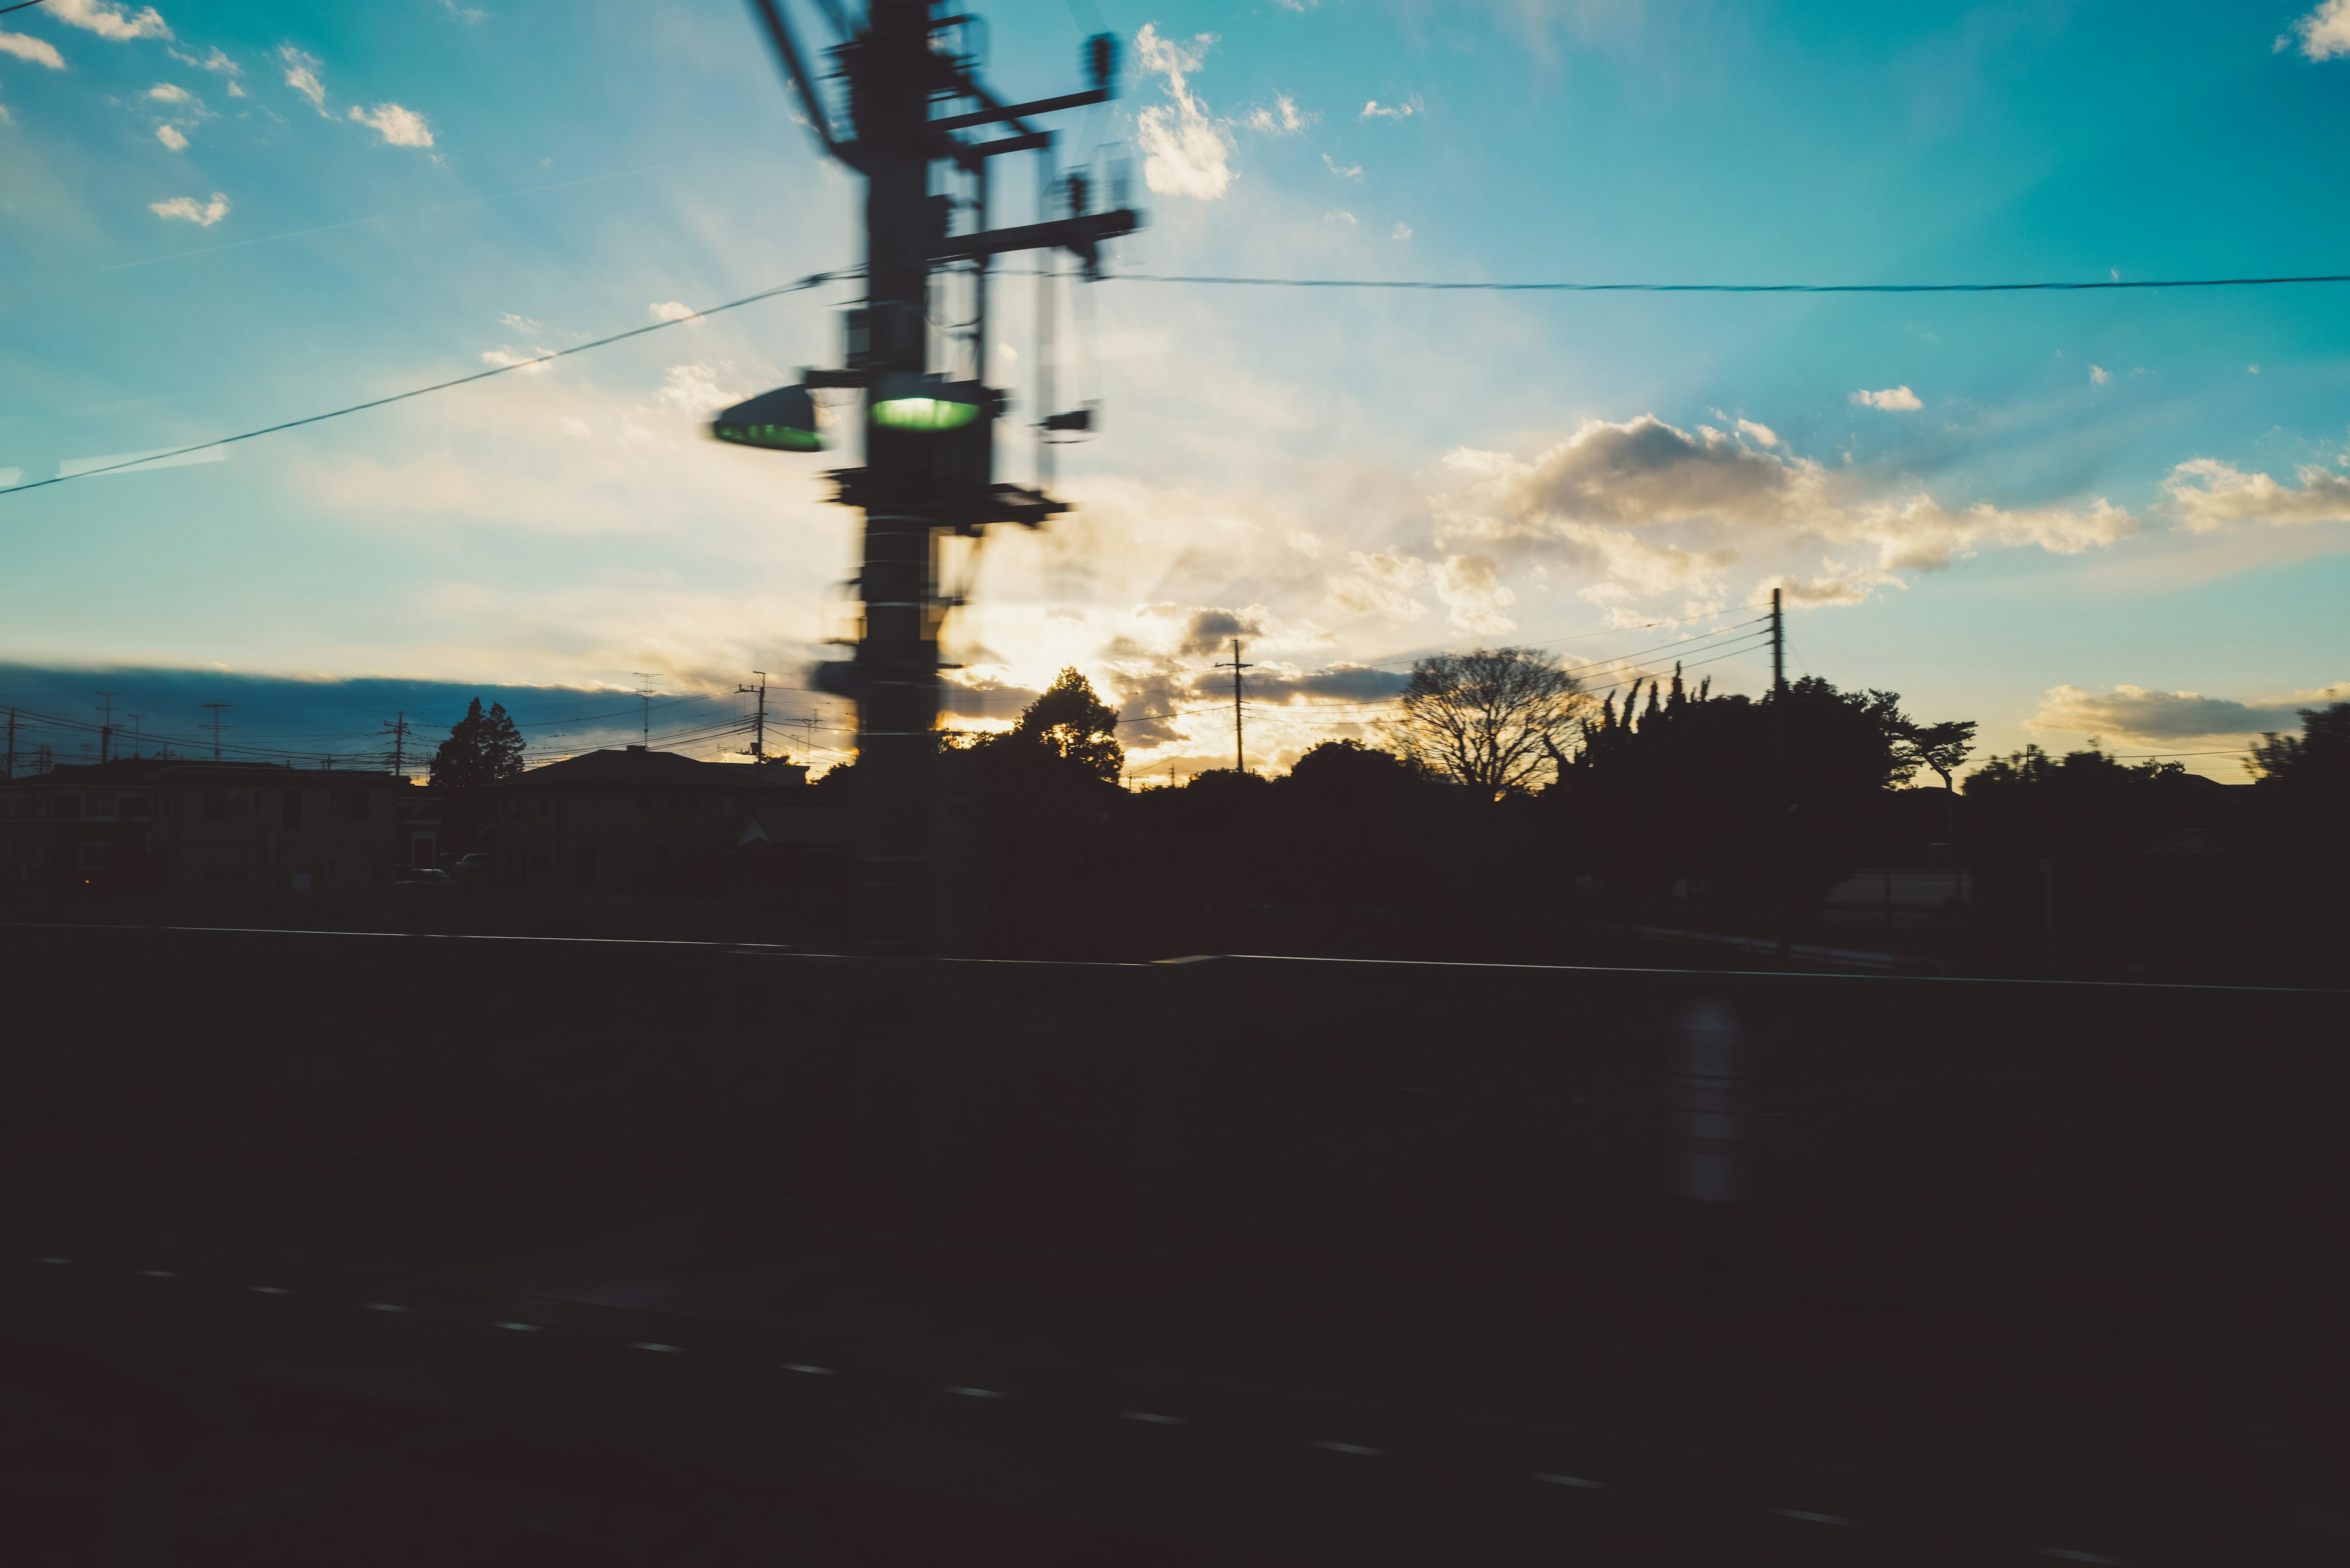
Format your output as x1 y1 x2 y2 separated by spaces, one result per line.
0 105 12 125
1849 386 1922 412
1133 23 1235 200
497 312 542 332
1436 553 1516 633
1329 551 1428 621
2161 458 2350 531
1322 152 1363 181
2027 683 2348 743
278 45 328 113
0 31 66 69
144 81 194 103
649 361 745 417
154 122 185 149
1324 209 1357 225
1360 96 1423 120
148 190 227 225
649 301 702 324
1435 414 2135 609
2089 364 2111 386
2281 0 2350 59
479 346 553 375
1736 418 1779 446
168 45 241 78
47 0 169 42
348 101 433 147
1241 94 1310 133
440 0 488 22
1392 220 1412 241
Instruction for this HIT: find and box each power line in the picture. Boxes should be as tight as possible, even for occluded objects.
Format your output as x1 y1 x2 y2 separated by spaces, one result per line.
0 269 858 500
1102 271 2350 296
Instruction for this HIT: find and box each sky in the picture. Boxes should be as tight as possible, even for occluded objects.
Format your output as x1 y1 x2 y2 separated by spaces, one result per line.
1 0 2346 782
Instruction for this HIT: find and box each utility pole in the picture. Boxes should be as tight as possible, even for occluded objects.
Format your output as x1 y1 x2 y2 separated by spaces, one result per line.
1214 638 1253 774
124 714 145 760
382 712 412 780
633 674 657 747
737 0 1140 958
739 672 769 763
1770 588 1788 966
95 691 117 764
3 708 15 781
201 702 234 761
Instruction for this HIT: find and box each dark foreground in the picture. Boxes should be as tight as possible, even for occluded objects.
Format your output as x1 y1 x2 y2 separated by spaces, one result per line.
2 924 2344 1564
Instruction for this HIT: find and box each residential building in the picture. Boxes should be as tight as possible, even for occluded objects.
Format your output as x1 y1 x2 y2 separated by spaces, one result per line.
483 746 818 890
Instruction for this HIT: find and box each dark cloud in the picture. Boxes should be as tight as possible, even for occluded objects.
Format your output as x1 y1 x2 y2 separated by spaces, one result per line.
1245 665 1411 703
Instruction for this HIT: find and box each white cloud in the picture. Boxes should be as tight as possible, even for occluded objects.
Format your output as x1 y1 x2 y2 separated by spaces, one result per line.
148 190 227 225
349 101 433 147
0 104 13 125
2282 0 2350 59
1434 414 2135 610
1322 152 1363 181
144 81 194 103
649 301 703 324
2161 458 2350 531
1736 418 1779 446
1360 96 1423 120
1849 386 1922 412
440 0 488 23
1323 209 1357 225
2090 364 2111 386
2027 683 2346 744
1329 551 1428 621
1133 23 1235 200
650 361 746 417
480 346 553 375
154 122 185 149
0 31 66 69
1241 94 1310 134
168 45 241 78
278 45 328 113
496 312 542 332
1436 553 1516 633
1392 220 1412 241
47 0 169 42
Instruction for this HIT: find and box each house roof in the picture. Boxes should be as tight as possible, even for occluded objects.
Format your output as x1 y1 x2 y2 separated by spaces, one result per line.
506 747 807 788
2 759 404 789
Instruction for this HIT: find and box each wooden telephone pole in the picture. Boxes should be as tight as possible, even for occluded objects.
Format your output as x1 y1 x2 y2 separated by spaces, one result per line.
1214 638 1253 774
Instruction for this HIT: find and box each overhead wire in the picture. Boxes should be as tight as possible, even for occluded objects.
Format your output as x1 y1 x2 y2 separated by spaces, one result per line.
1099 271 2350 296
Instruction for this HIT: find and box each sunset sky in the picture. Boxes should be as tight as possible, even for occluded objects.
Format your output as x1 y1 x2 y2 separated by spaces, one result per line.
2 0 2346 779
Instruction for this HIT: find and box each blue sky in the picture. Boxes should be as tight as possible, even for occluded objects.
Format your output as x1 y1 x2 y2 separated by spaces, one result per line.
1 0 2345 778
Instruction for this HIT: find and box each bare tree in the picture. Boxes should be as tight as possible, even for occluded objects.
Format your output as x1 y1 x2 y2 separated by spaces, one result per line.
1384 648 1586 796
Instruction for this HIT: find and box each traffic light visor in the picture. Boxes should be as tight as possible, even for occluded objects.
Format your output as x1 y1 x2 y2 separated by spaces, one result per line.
711 385 824 451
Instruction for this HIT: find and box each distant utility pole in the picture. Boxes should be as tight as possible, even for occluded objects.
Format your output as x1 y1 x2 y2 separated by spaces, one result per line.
1770 588 1788 966
201 702 234 761
1214 638 1253 774
3 708 15 781
381 712 412 779
124 714 145 760
634 673 657 746
795 714 818 765
95 690 117 763
739 672 769 762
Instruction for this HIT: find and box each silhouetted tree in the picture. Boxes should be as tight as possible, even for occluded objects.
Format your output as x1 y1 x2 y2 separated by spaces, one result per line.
1005 666 1124 782
428 699 525 790
1388 648 1584 796
1898 718 1979 792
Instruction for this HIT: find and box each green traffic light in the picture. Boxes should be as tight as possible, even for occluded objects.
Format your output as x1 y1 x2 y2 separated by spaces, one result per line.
713 421 824 451
871 396 983 432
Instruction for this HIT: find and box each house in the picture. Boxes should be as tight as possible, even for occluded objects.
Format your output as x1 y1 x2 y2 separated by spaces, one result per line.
481 746 815 890
0 760 431 893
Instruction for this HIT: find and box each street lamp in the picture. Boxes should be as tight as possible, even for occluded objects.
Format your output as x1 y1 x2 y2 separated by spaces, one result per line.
869 373 987 432
710 384 824 451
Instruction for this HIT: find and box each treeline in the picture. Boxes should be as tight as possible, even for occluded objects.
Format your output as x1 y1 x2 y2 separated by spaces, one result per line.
818 656 2346 982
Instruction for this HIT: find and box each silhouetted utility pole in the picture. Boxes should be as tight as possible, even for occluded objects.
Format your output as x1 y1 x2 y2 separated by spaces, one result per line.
95 691 117 764
381 712 413 778
633 674 657 746
739 673 768 762
201 703 233 761
736 0 1140 957
1215 638 1253 774
124 714 144 760
1770 588 1788 965
2 708 15 781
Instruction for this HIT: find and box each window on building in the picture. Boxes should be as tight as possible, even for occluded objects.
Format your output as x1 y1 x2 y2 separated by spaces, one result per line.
282 790 304 829
203 787 255 819
78 841 111 873
330 790 370 820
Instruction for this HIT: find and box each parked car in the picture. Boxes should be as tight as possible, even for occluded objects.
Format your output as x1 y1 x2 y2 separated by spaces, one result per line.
450 853 496 885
